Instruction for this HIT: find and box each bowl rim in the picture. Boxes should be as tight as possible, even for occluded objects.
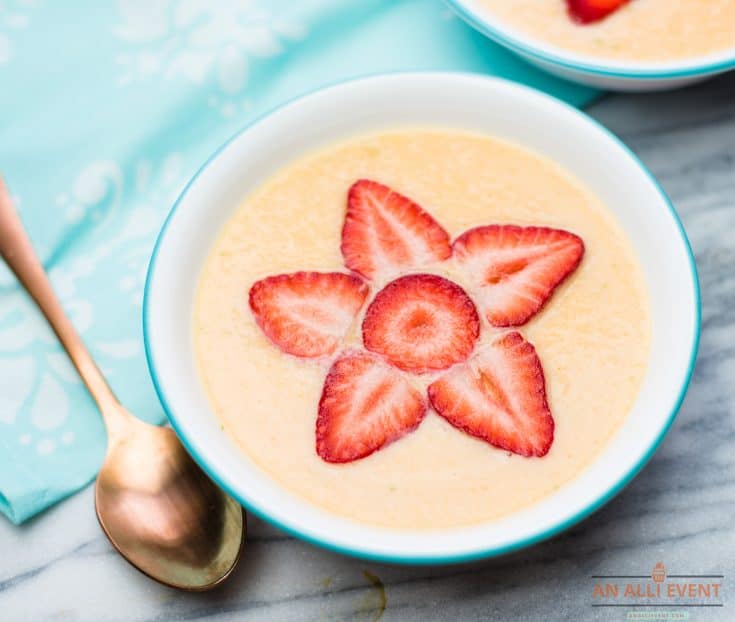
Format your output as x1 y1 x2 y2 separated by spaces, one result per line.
143 71 701 564
445 0 735 79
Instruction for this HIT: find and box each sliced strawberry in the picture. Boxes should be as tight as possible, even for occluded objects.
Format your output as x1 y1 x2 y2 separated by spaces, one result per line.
316 350 427 463
428 332 554 457
453 225 584 327
249 271 368 358
362 274 480 374
567 0 630 24
341 179 452 281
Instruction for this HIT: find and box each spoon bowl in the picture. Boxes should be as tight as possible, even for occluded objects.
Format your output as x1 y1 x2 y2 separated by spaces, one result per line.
95 405 245 590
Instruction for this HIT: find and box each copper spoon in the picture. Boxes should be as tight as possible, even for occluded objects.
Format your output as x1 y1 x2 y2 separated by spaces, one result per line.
0 177 245 590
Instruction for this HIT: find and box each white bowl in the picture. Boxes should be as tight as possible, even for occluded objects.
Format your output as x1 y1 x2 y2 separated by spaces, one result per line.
144 73 700 563
446 0 735 91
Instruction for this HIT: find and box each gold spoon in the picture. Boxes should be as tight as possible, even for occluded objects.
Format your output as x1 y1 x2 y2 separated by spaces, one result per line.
0 177 245 590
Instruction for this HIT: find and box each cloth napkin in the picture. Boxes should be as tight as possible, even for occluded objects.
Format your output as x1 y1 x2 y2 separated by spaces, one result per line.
0 0 597 524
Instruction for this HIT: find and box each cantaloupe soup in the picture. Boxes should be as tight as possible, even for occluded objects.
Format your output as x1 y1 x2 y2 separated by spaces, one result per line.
480 0 735 62
193 129 650 529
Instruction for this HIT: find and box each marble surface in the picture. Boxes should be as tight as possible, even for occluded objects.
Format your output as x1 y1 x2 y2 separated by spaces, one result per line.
1 74 734 622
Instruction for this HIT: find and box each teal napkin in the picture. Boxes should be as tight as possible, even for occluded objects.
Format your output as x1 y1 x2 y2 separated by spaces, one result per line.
0 0 597 524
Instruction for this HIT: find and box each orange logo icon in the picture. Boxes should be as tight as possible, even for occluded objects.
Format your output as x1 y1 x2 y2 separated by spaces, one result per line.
652 562 666 583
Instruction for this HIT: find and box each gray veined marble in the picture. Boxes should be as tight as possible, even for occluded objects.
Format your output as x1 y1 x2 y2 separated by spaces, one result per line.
1 74 734 622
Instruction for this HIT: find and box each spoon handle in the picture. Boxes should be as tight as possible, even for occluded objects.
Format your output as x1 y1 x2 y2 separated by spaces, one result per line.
0 177 129 435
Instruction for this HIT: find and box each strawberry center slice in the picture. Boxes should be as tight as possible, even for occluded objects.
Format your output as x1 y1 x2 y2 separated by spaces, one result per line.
362 274 480 374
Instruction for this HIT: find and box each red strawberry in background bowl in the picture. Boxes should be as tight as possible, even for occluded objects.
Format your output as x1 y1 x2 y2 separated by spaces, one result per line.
144 74 699 563
566 0 629 24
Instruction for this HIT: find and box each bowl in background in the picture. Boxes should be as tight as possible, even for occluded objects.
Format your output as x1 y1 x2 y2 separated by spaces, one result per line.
445 0 735 91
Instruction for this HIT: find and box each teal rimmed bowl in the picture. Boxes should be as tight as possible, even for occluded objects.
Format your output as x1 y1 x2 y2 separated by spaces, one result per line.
446 0 735 91
143 73 700 563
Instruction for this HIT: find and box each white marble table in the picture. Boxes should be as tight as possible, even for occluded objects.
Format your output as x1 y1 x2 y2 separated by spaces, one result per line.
1 74 734 622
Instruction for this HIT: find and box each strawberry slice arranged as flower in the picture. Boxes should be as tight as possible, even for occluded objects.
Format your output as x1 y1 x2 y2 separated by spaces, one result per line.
453 225 584 327
248 178 585 463
341 179 452 280
317 350 427 463
249 271 368 358
567 0 630 24
428 332 554 457
362 274 479 374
